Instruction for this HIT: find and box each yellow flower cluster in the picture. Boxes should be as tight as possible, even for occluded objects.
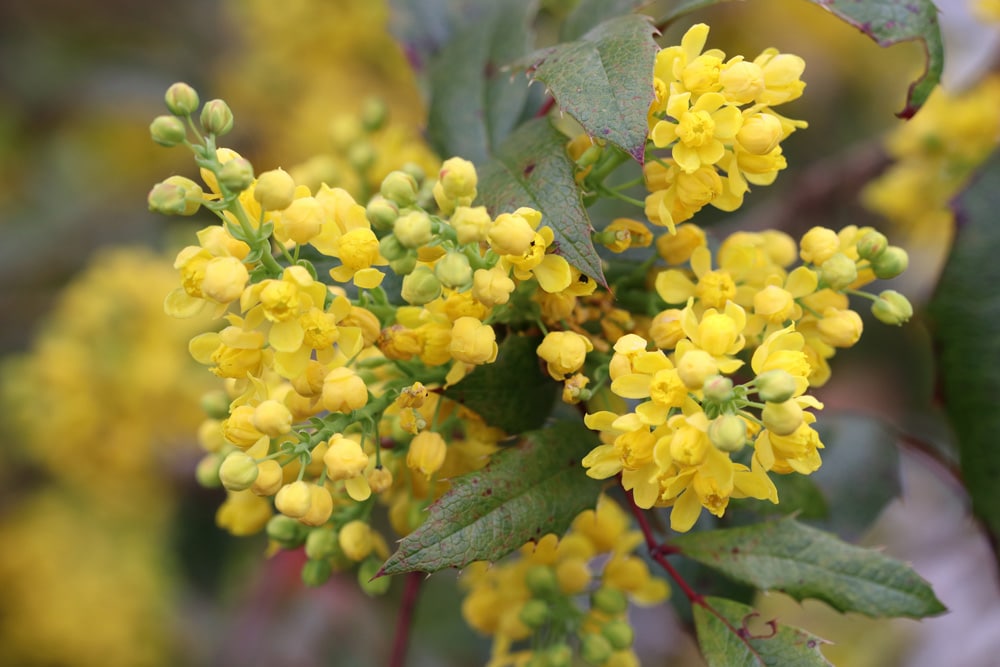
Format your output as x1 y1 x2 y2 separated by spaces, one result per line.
581 222 912 532
645 23 808 232
460 496 668 667
862 75 1000 239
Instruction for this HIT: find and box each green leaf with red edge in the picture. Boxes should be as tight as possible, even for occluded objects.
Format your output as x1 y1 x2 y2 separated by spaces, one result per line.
388 0 538 165
443 333 559 434
694 596 832 667
478 116 606 285
928 149 1000 552
672 517 946 618
514 14 659 162
377 420 602 575
656 0 943 118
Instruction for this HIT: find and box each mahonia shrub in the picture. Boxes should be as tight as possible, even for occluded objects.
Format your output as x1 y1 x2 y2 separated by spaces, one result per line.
139 0 1000 663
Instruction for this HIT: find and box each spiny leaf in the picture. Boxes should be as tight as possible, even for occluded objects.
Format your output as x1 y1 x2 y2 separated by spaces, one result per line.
655 0 943 118
443 334 559 434
928 149 1000 553
389 0 537 164
672 517 946 618
515 14 658 162
478 117 606 285
378 420 602 575
694 596 832 667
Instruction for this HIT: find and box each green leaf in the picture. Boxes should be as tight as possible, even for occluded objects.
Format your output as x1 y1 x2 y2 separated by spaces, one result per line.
516 14 658 162
928 149 1000 550
479 117 606 284
377 420 603 575
672 517 946 618
656 0 943 117
560 0 650 45
443 333 559 433
694 596 831 667
389 0 537 164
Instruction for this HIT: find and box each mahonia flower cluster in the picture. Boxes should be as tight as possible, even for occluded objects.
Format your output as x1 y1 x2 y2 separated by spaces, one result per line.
460 496 668 667
581 222 912 531
644 23 807 232
862 75 1000 238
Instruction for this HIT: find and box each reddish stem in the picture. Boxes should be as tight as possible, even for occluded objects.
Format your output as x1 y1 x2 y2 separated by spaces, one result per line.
388 572 424 667
535 96 556 118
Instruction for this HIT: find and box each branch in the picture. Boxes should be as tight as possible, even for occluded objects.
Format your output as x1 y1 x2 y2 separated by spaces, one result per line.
388 571 424 667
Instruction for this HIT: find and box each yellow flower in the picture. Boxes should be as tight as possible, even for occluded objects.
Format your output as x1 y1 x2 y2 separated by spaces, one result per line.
449 317 498 365
321 367 369 413
650 92 743 173
536 331 593 380
407 430 448 478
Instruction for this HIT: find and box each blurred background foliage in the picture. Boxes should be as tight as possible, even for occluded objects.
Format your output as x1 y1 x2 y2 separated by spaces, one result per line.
0 0 998 665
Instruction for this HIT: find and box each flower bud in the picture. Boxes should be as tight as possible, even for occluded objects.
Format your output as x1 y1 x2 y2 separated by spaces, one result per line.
856 230 888 260
266 513 307 548
708 414 746 452
591 587 628 615
366 195 399 231
200 391 231 419
487 211 536 256
536 331 593 380
148 176 203 216
217 156 255 193
762 399 804 436
736 111 782 155
219 451 259 491
280 196 324 245
602 620 635 650
407 430 447 479
820 252 858 290
676 349 718 390
518 599 549 629
254 168 296 211
164 82 199 115
389 254 418 276
755 369 797 403
799 226 839 265
305 527 341 559
339 520 374 561
580 633 614 666
367 466 393 493
360 97 387 132
195 454 222 488
544 645 573 667
525 565 559 597
300 484 334 526
358 557 391 596
149 115 187 146
200 98 234 135
471 266 516 307
251 460 283 496
656 223 706 265
649 308 685 349
450 205 493 245
436 157 478 203
702 374 734 403
401 266 442 305
323 435 369 480
435 252 473 289
301 558 332 587
252 399 293 436
450 316 498 364
817 308 863 348
393 210 433 248
871 289 913 325
378 233 408 262
871 246 909 279
380 170 419 207
348 142 375 171
275 480 312 518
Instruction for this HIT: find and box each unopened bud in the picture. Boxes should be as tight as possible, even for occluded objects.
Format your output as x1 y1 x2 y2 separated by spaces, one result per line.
195 454 222 488
871 289 913 325
217 157 255 193
366 195 399 231
755 369 797 403
871 246 909 279
348 142 375 171
590 587 628 615
702 374 734 403
525 565 559 597
149 115 187 146
580 633 614 665
164 82 199 115
762 399 804 436
266 514 307 547
519 599 549 629
400 266 442 305
254 168 296 211
389 254 418 276
381 170 419 207
200 98 234 135
301 558 332 587
856 230 888 260
602 619 635 650
148 176 202 216
219 451 259 491
435 251 473 289
360 98 388 132
200 390 231 419
305 528 341 559
708 414 746 452
820 252 858 290
393 210 433 248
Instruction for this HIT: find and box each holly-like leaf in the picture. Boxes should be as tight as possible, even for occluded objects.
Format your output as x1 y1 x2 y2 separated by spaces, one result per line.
515 14 658 162
389 0 537 164
443 334 559 433
478 117 606 284
655 0 942 118
694 596 831 667
377 420 602 575
672 517 946 618
929 150 1000 551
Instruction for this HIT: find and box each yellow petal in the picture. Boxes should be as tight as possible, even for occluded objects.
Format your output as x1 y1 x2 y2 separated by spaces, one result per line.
533 255 572 293
164 288 206 318
269 319 304 353
354 267 385 289
189 332 221 365
346 475 372 501
670 488 703 532
655 270 695 305
611 374 652 399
